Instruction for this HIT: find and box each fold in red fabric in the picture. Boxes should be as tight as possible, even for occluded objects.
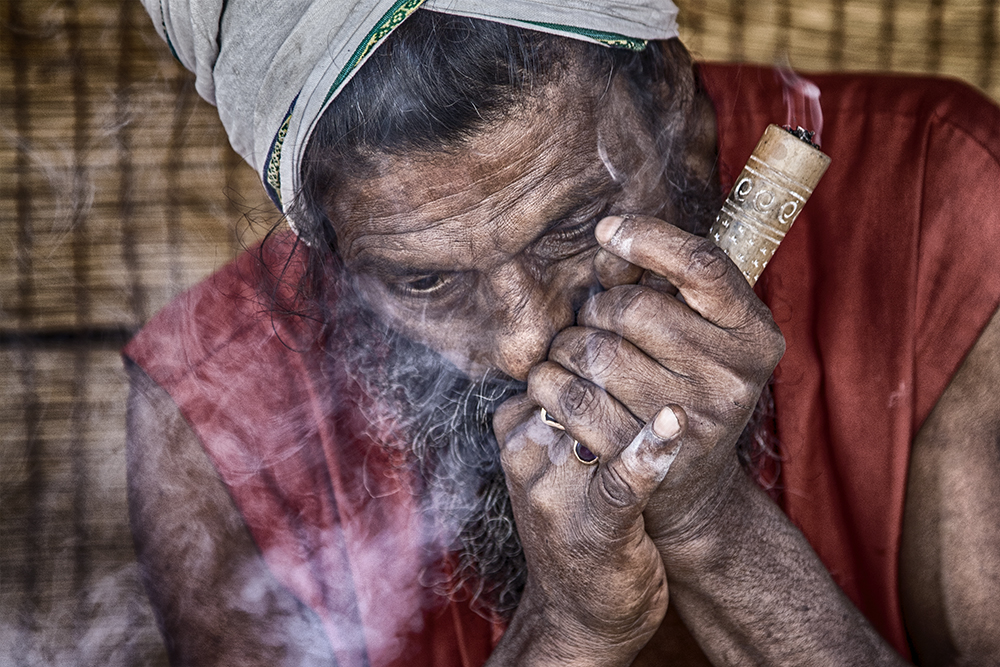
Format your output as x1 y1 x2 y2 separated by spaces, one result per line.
125 64 1000 662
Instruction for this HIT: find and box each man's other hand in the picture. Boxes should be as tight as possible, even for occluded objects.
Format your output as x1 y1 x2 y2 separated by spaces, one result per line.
486 394 682 666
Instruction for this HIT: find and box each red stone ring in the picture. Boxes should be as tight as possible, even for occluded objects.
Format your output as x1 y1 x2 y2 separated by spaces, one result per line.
539 408 599 466
572 440 599 466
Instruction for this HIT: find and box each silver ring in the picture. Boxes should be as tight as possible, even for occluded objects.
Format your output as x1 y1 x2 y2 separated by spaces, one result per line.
539 407 565 431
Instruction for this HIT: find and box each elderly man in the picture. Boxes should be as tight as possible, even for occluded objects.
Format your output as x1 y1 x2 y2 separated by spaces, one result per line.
125 1 1000 665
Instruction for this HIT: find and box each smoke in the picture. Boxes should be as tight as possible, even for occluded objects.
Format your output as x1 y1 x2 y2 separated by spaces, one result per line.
326 283 529 620
0 564 164 667
775 62 824 146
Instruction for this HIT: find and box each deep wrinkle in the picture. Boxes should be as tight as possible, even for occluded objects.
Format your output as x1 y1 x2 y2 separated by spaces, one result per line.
328 74 673 379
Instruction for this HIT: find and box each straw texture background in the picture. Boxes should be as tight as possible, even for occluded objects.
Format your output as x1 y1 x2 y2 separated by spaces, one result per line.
1 1 997 664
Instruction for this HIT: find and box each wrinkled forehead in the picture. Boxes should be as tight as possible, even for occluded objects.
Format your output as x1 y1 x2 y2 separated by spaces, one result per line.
330 74 658 256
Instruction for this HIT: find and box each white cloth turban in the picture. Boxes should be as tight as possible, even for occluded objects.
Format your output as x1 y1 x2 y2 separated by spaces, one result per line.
141 0 680 234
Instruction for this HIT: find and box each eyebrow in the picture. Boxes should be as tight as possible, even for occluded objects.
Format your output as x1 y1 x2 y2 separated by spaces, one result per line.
538 175 622 233
348 170 623 279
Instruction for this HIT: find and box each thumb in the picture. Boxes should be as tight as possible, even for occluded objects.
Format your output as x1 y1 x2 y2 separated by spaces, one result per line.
593 405 687 513
593 246 644 289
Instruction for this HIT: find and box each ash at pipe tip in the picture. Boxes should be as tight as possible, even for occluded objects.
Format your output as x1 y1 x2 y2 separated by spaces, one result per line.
782 125 821 149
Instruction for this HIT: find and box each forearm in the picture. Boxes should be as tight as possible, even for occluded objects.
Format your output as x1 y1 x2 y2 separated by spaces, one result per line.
652 467 907 666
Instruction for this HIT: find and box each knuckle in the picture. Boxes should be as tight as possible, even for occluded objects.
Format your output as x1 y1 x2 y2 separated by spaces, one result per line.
560 375 603 418
683 237 732 283
598 464 639 509
616 285 657 323
573 330 623 377
762 323 786 367
722 371 761 415
585 284 646 327
741 317 785 374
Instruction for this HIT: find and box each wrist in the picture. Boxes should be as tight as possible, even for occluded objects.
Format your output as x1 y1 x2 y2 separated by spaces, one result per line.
488 582 647 667
645 459 753 562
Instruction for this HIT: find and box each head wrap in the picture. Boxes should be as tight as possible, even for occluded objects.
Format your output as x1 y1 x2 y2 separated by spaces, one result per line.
142 0 680 235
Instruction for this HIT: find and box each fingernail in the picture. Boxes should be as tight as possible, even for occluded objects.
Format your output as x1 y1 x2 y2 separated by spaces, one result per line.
652 406 680 439
595 216 623 245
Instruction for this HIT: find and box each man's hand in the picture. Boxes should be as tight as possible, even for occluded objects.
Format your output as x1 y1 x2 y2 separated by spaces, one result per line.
550 214 784 544
486 394 683 666
544 213 903 665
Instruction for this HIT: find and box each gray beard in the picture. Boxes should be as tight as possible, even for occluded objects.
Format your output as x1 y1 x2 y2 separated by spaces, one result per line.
327 292 528 620
325 276 777 626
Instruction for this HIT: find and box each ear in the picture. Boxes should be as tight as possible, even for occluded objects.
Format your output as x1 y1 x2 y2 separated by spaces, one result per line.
683 80 719 186
648 41 719 187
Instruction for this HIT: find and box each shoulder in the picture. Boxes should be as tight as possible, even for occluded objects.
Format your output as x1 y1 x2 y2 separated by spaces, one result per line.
123 231 321 390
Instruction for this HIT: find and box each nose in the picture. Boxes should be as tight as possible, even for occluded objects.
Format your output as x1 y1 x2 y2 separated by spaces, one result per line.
482 262 579 381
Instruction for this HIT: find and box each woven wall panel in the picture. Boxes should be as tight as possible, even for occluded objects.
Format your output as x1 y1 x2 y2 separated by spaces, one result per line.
2 1 997 664
0 345 165 666
0 0 272 335
676 0 1000 98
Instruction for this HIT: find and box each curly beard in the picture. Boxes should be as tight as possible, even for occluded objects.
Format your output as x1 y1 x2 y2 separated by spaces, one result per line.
325 287 528 620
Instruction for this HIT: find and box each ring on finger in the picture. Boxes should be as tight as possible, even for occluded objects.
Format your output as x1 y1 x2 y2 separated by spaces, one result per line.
573 440 599 466
539 407 565 431
540 408 599 466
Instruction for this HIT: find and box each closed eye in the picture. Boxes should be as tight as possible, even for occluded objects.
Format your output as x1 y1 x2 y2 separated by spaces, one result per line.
532 209 606 260
386 272 455 297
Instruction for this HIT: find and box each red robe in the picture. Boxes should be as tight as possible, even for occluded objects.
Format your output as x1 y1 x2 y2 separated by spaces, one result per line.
125 64 1000 663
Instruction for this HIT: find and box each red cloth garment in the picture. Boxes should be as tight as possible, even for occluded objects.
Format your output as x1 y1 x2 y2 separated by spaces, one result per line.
124 233 499 667
125 64 1000 662
700 64 1000 656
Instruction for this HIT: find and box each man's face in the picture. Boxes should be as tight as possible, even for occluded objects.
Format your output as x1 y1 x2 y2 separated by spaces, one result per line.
330 72 677 381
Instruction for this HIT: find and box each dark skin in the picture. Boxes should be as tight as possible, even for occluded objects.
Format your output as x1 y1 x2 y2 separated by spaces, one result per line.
128 55 1000 664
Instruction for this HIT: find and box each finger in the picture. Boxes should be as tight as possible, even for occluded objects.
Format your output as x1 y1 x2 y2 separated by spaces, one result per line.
550 323 767 433
493 393 536 447
575 286 772 372
593 247 644 289
527 361 640 461
493 393 568 487
638 270 679 295
595 214 765 330
592 405 687 513
547 326 687 422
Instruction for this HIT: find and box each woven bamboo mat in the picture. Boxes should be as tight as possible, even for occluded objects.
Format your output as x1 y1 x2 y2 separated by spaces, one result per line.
1 1 996 664
677 0 999 98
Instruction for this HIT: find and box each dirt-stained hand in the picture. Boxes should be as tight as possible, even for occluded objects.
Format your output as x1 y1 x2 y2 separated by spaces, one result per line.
490 388 683 666
549 214 785 547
